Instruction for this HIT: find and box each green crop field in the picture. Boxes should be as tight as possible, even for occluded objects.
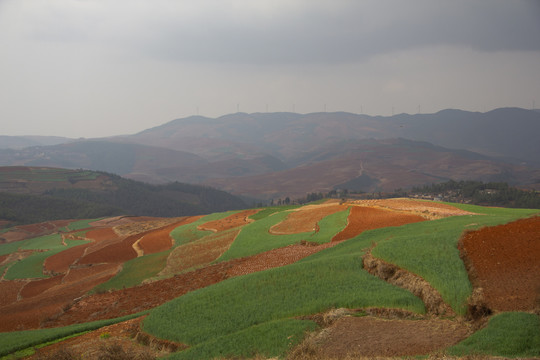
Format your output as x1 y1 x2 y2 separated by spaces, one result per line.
91 250 170 292
218 208 349 261
371 206 539 314
143 230 424 359
449 312 540 357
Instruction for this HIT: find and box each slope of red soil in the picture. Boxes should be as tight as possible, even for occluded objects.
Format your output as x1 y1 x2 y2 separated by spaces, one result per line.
19 276 63 299
0 264 120 331
270 204 348 234
461 216 540 311
136 222 184 255
332 205 426 242
316 316 470 358
44 243 91 274
85 227 119 242
198 209 259 232
79 236 138 265
0 280 27 307
63 264 120 284
43 241 341 329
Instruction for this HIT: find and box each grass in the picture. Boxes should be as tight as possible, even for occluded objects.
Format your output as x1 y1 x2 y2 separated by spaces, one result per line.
3 238 90 280
169 211 239 247
91 250 170 292
218 208 349 261
143 230 425 359
371 206 539 315
448 312 540 357
167 319 317 360
0 312 147 357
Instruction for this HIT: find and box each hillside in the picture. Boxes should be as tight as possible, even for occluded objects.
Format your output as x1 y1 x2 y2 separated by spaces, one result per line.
0 200 538 359
0 167 247 227
1 108 539 199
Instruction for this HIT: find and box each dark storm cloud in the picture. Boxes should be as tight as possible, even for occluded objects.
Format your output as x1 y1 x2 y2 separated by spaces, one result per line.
140 0 540 64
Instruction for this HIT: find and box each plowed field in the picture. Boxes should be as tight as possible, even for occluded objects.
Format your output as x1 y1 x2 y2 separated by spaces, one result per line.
198 209 259 232
352 198 475 219
316 316 471 358
19 276 63 299
44 243 90 274
332 205 426 242
270 204 348 234
460 216 540 311
136 221 186 255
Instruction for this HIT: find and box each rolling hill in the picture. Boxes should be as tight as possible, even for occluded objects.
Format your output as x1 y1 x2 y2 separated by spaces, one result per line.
0 167 247 227
0 200 538 359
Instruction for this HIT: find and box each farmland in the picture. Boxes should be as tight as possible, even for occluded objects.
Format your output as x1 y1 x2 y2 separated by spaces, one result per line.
0 198 538 359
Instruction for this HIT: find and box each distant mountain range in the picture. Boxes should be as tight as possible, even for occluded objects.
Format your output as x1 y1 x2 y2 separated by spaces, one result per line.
1 108 539 199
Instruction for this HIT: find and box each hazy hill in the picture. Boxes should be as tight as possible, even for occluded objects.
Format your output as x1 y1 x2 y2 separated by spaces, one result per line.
1 108 539 198
0 135 73 149
122 108 540 166
0 167 247 226
205 138 540 199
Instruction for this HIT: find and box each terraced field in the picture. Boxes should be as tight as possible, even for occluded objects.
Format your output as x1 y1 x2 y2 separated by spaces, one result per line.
0 199 538 359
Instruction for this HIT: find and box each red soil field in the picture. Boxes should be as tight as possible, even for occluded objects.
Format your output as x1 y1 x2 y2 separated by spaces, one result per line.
78 236 138 265
85 227 119 242
460 216 540 311
0 263 121 331
270 204 348 234
43 241 342 329
63 263 120 284
332 205 426 242
198 209 260 232
0 280 27 307
0 254 8 264
19 276 63 299
136 221 185 255
44 243 91 274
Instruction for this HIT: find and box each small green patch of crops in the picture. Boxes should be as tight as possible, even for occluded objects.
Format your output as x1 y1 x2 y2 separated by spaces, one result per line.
167 319 317 360
60 218 103 232
371 205 539 315
218 207 350 261
0 312 147 357
3 237 90 280
170 211 239 247
144 232 424 359
91 250 170 292
448 312 540 358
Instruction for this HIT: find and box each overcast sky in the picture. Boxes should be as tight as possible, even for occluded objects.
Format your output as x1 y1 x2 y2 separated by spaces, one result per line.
1 0 540 138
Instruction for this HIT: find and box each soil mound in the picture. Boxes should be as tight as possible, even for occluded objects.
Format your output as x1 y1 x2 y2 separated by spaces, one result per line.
460 216 540 312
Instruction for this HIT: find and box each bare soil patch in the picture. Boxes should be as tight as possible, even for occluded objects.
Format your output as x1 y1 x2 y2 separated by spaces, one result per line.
351 198 475 219
0 280 27 307
332 205 426 242
113 217 193 237
314 316 471 358
198 209 259 232
85 227 119 242
460 216 540 312
137 221 186 255
79 236 138 265
19 276 63 299
270 204 348 235
44 243 90 274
